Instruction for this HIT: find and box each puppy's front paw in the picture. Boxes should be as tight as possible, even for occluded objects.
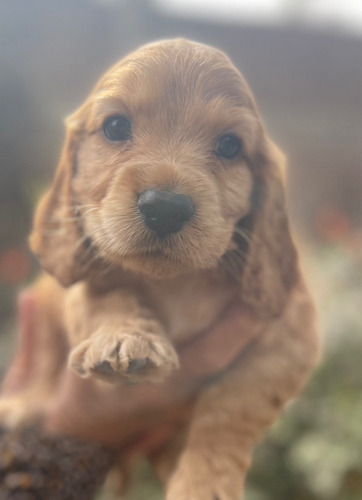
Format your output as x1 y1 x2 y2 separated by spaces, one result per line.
69 326 179 383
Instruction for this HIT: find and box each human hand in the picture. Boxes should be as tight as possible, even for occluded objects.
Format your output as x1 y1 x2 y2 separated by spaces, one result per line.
2 290 263 449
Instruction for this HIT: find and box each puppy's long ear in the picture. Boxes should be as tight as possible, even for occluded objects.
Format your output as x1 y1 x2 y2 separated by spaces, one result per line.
30 119 91 287
233 140 299 319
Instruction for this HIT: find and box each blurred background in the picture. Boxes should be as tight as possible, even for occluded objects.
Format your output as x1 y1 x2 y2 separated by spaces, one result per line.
0 1 361 499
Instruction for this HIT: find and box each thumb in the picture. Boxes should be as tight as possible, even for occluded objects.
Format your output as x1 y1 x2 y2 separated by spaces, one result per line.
1 290 38 395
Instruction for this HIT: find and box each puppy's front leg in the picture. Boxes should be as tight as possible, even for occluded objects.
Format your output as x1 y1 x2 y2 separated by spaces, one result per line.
166 286 319 500
67 283 179 384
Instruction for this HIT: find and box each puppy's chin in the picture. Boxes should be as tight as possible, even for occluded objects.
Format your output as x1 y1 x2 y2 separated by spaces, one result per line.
120 254 192 280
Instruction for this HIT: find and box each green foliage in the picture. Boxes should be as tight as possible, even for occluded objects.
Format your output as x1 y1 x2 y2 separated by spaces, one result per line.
245 334 362 500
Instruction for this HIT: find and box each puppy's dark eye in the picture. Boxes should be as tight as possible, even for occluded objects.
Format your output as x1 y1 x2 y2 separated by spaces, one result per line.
102 115 132 142
215 134 241 160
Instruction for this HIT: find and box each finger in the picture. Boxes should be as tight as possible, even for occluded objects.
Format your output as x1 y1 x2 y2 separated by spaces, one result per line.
17 290 37 358
1 290 38 395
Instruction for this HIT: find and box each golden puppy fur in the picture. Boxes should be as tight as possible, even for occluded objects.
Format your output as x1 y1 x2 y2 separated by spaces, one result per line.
2 39 319 498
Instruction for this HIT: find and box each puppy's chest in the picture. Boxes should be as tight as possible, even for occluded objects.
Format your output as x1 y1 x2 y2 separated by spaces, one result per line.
144 272 237 342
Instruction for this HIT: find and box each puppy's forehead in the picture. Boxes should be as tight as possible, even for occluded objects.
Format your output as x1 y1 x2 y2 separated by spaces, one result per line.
93 40 256 112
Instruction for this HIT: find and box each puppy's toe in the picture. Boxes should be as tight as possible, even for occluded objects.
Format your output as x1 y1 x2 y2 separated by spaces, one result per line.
68 339 94 378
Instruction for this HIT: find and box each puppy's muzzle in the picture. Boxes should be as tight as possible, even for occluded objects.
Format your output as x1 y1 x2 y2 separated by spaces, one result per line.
138 190 194 237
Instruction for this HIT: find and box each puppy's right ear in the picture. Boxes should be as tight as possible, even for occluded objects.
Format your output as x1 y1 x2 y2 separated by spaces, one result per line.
30 119 90 287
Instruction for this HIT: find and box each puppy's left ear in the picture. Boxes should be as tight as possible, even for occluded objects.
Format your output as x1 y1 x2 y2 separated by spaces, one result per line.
234 139 299 319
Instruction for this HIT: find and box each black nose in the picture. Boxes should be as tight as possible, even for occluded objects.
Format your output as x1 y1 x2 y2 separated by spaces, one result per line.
138 190 194 237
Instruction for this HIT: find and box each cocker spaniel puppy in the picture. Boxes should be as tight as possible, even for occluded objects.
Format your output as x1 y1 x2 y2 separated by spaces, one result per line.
5 40 319 499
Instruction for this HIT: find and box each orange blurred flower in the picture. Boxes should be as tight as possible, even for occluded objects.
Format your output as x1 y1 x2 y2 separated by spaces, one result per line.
315 205 351 243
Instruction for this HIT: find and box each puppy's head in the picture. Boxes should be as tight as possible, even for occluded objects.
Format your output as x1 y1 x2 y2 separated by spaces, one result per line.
31 39 297 315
